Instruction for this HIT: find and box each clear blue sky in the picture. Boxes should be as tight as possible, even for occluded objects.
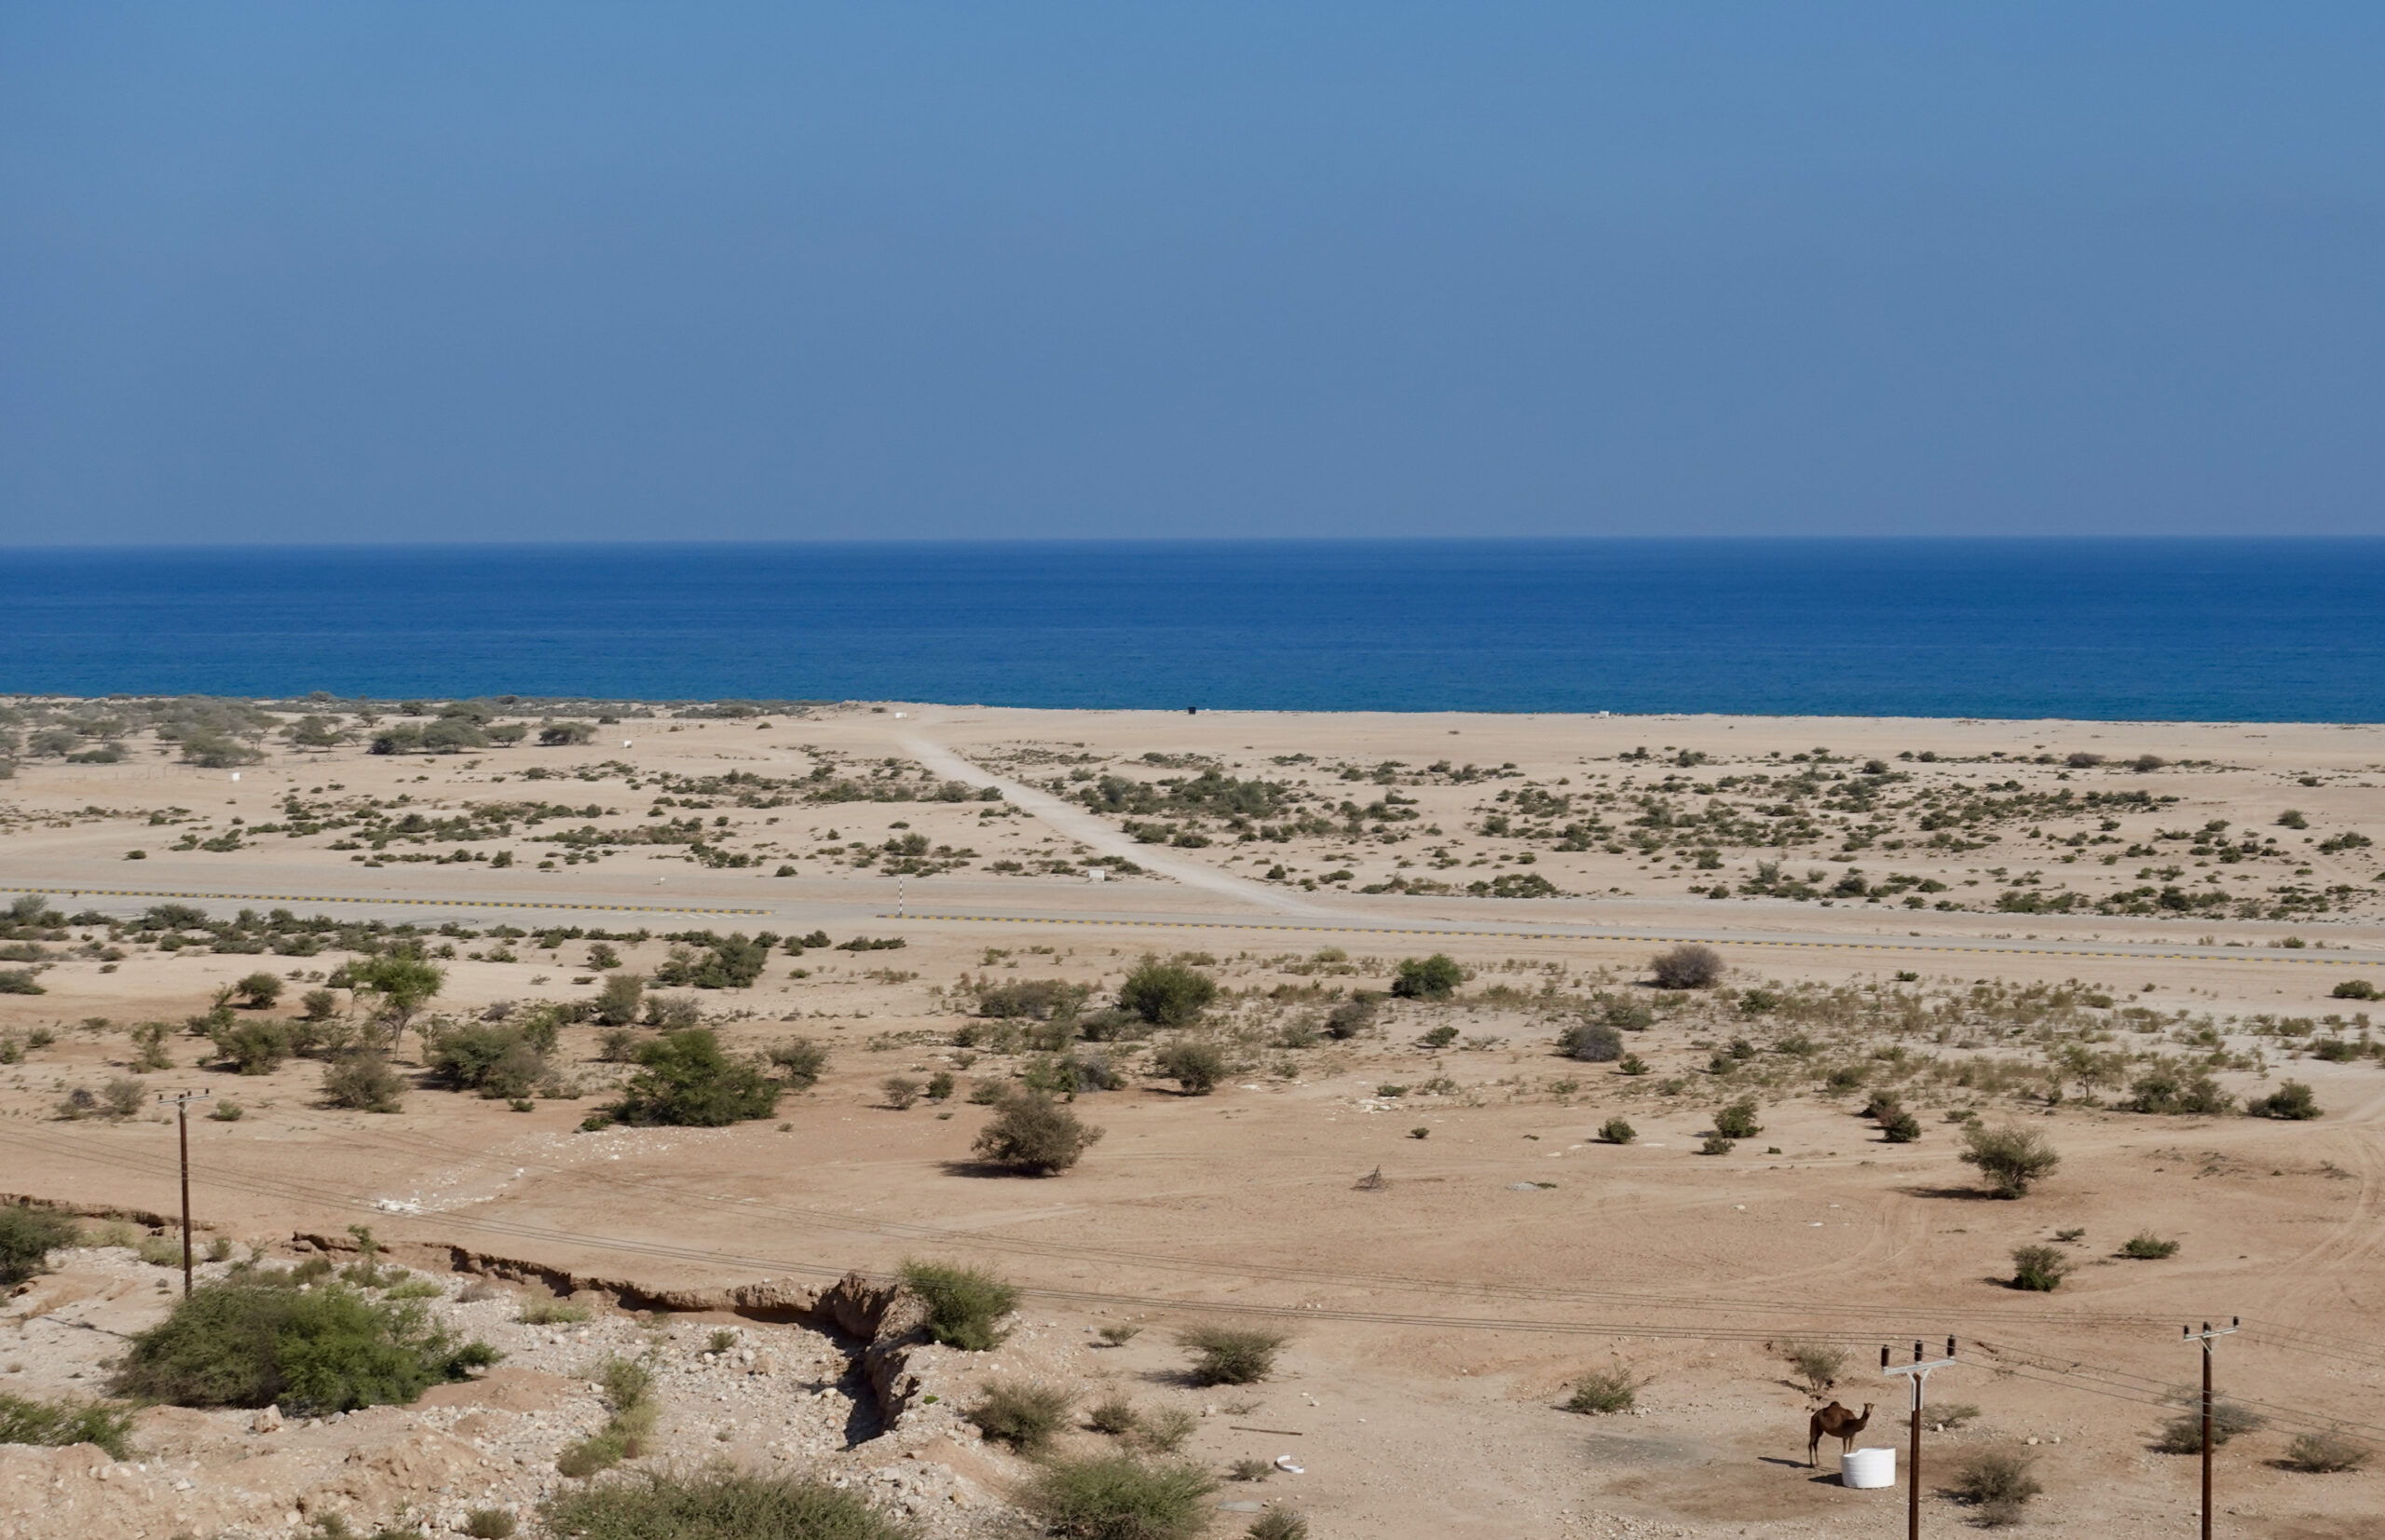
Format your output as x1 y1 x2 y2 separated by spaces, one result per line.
4 4 2380 544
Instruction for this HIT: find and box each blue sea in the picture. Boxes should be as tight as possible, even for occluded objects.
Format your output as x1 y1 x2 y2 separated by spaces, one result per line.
5 539 2379 721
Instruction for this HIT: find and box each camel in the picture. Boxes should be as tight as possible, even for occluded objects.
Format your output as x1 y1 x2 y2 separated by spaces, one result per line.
1807 1401 1874 1466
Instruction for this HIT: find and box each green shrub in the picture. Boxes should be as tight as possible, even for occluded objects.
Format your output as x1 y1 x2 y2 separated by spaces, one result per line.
1880 1111 1923 1142
1648 945 1722 990
1566 1366 1638 1414
881 1076 921 1110
2119 1232 2180 1261
1390 954 1464 1001
979 979 1090 1020
464 1510 518 1539
2247 1080 2322 1120
2010 1245 2069 1291
2155 1399 2264 1452
1699 1134 1736 1155
321 1052 406 1112
767 1037 829 1090
1958 1124 2060 1197
233 972 284 1009
1085 1396 1140 1436
1151 1040 1226 1095
428 1023 546 1100
1322 996 1377 1039
966 1379 1072 1452
556 1356 659 1477
925 1070 956 1101
2284 1430 2371 1473
590 973 645 1027
111 1275 495 1414
0 1391 137 1459
2123 1065 2234 1116
1616 1054 1649 1075
1019 1453 1214 1540
212 1018 297 1075
973 1089 1103 1174
518 1299 593 1326
900 1260 1018 1351
1598 1117 1635 1145
542 1467 916 1540
2331 979 2378 1001
0 968 45 995
1179 1324 1287 1385
1711 1098 1761 1139
1118 962 1218 1026
614 1029 783 1125
1953 1448 2041 1526
1246 1514 1308 1540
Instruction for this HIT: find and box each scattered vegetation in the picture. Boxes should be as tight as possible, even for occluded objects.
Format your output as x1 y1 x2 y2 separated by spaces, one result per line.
2246 1080 2321 1120
1784 1341 1847 1394
555 1356 658 1477
1151 1040 1227 1095
612 1029 783 1125
1390 953 1465 1001
2156 1398 2265 1453
0 1391 137 1459
2119 1232 2180 1261
1118 961 1218 1026
1598 1117 1636 1144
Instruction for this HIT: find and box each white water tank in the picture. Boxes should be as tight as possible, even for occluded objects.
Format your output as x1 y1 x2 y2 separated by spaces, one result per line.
1841 1446 1895 1489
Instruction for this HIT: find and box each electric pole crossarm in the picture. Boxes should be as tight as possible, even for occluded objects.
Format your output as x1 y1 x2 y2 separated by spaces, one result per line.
1882 1337 1958 1540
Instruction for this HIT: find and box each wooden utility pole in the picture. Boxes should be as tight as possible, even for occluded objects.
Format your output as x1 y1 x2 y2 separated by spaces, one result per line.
2186 1319 2239 1540
1882 1336 1957 1540
156 1090 211 1295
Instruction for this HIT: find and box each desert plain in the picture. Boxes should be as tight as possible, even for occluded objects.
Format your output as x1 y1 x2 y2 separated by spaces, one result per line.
4 697 2385 1539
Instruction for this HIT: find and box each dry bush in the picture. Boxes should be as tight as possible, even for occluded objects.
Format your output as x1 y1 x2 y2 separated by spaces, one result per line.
1565 1366 1638 1414
2284 1430 2371 1473
1783 1341 1846 1394
880 1076 921 1110
1649 945 1723 990
967 1379 1073 1453
2155 1399 2265 1453
1954 1448 2042 1525
541 1466 914 1540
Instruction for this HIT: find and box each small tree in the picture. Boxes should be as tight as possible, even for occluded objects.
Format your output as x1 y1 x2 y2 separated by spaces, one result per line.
881 1076 921 1110
973 1089 1103 1174
350 955 444 1051
1599 1117 1636 1144
1783 1341 1846 1394
1151 1040 1226 1095
767 1037 828 1089
1566 1366 1639 1414
1649 945 1723 990
1958 1123 2059 1197
967 1380 1073 1452
1390 954 1464 1001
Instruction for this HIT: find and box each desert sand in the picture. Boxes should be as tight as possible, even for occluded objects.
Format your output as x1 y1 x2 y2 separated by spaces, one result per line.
4 698 2384 1538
